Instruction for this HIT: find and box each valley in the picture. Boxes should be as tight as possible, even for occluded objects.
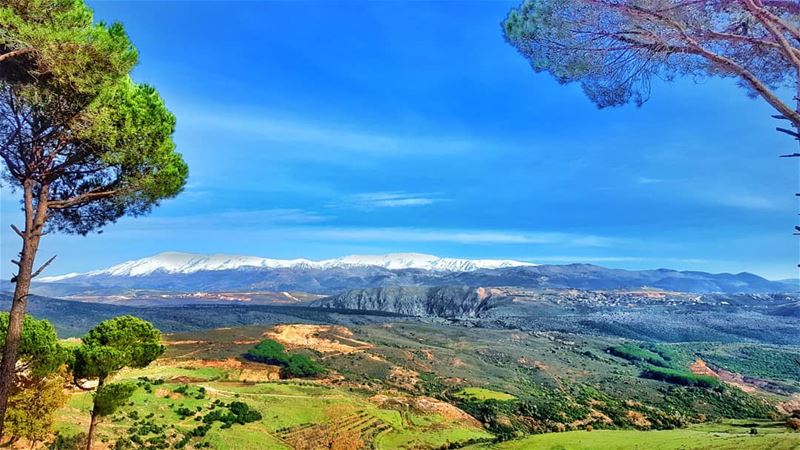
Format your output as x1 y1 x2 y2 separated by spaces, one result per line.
47 321 800 449
3 254 800 449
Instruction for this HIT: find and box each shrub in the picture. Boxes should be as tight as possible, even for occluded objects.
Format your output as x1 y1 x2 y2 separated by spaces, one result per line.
49 433 87 450
284 354 325 377
245 339 325 378
640 366 720 388
245 339 289 365
609 344 670 368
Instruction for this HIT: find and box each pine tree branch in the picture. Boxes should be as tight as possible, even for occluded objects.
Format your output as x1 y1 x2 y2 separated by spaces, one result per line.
30 255 56 279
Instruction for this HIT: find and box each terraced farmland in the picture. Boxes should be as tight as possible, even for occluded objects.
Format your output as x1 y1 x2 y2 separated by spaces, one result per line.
276 411 392 449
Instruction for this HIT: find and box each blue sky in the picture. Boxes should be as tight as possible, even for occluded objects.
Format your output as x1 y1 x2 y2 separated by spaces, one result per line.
1 0 798 279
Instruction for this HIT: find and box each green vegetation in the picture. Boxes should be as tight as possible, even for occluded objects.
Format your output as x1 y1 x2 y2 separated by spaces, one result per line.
245 339 325 377
454 388 516 402
245 339 286 364
609 342 730 390
663 342 800 388
72 316 166 449
641 365 720 388
0 0 188 430
608 343 671 368
54 365 491 450
473 421 800 450
0 314 70 444
40 322 797 449
6 368 69 444
0 313 71 378
93 382 137 417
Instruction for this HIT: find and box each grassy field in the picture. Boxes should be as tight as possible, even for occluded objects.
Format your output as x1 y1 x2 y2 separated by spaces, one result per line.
454 387 516 401
49 322 800 449
471 421 800 450
55 362 492 450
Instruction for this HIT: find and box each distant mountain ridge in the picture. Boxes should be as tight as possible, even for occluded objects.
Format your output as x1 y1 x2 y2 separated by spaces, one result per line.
39 252 535 281
22 252 795 296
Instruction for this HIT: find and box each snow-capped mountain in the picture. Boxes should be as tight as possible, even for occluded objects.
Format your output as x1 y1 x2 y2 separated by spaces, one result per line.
39 252 536 282
28 252 791 297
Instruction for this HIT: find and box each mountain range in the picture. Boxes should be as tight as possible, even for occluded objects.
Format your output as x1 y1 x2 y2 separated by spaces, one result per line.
39 252 534 281
22 251 795 296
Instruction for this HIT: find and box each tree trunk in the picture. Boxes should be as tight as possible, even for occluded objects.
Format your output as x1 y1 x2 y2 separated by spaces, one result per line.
86 404 99 450
0 181 47 437
85 377 104 450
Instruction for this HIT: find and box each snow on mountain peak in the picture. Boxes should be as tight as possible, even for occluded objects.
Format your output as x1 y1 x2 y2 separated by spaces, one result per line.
39 252 535 281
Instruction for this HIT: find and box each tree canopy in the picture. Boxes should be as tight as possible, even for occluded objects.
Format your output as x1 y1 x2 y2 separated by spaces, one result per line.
0 313 69 378
0 0 188 234
0 1 186 431
245 339 325 377
92 381 136 417
503 0 800 130
5 368 69 443
73 316 163 450
73 315 164 382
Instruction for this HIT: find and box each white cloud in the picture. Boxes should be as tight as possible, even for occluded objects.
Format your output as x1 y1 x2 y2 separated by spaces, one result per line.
182 108 475 156
113 208 329 231
710 193 781 210
297 227 620 247
331 191 443 209
637 176 663 184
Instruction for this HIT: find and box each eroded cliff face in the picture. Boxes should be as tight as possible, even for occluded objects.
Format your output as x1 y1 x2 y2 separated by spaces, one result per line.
310 286 497 318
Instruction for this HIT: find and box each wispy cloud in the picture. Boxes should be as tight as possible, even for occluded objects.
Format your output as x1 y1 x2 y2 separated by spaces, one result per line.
330 191 444 209
181 108 476 156
296 227 621 247
115 208 329 231
636 176 663 184
708 192 781 210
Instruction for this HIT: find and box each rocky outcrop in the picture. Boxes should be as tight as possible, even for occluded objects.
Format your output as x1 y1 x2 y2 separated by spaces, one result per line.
310 286 496 318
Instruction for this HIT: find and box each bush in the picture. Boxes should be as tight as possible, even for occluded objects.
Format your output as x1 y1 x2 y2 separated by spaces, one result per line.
609 344 670 368
284 354 325 377
245 339 289 365
640 365 720 388
202 401 262 427
175 407 195 418
49 433 87 450
245 339 325 378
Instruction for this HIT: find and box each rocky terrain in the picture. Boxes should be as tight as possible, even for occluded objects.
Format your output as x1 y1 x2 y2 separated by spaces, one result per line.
312 286 800 344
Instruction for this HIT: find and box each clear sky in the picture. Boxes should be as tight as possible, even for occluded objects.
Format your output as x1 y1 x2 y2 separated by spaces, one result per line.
1 0 798 280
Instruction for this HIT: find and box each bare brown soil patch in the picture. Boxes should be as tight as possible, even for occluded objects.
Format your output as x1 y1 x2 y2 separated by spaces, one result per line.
265 324 372 354
451 357 467 368
517 356 549 371
169 376 206 384
690 359 756 393
370 394 481 427
155 388 182 400
571 409 614 429
388 366 420 391
778 394 800 415
238 367 281 382
170 358 283 382
625 410 652 428
187 358 244 370
689 359 716 377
